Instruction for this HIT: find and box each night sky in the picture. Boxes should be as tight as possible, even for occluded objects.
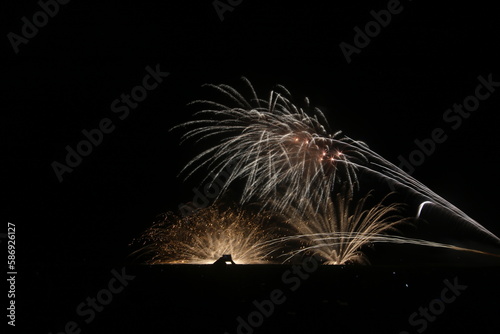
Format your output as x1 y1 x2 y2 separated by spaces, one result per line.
5 1 500 333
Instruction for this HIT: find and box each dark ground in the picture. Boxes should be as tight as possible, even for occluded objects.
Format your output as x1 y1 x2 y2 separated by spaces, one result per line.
30 264 500 334
4 1 500 333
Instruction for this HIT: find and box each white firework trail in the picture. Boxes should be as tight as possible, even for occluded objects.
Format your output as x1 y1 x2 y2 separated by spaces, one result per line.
327 138 500 244
266 232 500 264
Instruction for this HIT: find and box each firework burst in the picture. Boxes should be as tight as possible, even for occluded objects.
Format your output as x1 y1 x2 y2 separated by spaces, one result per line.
173 77 367 213
264 190 409 264
132 206 285 264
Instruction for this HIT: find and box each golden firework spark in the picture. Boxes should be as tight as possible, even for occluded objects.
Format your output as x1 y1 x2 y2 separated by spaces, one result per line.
133 206 285 264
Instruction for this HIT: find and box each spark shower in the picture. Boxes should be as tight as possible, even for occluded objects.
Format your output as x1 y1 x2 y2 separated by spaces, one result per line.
134 77 500 265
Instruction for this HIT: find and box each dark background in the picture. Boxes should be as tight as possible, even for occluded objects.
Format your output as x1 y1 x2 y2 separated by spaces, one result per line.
4 0 500 333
